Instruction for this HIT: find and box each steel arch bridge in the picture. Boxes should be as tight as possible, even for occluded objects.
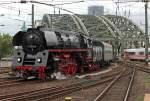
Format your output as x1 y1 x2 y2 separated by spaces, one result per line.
40 14 146 55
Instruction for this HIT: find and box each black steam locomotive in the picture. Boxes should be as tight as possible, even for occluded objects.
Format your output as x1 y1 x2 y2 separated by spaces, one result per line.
12 28 113 79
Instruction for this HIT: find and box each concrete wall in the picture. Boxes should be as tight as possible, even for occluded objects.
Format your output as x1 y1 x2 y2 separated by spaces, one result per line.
0 58 12 67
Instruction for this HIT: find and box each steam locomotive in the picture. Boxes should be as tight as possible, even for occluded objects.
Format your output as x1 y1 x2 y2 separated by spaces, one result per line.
12 28 113 79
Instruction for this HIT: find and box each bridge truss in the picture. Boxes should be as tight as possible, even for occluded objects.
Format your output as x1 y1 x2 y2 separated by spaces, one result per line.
41 14 146 55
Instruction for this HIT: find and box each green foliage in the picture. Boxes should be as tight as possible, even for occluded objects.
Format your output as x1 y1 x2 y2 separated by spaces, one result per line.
0 34 13 60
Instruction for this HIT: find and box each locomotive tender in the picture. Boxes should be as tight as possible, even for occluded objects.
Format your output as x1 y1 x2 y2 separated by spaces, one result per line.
12 28 113 79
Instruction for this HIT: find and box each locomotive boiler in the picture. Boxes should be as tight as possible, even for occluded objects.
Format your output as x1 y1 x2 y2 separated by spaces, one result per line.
12 28 113 79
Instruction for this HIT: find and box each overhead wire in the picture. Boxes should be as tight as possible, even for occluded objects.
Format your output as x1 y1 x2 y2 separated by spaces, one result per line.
113 0 145 3
0 6 29 15
0 1 85 16
0 0 81 27
54 0 84 5
0 5 30 14
0 0 145 25
112 0 122 15
33 4 88 14
0 2 32 22
30 1 77 14
0 15 30 22
0 2 73 20
0 0 119 16
30 0 115 14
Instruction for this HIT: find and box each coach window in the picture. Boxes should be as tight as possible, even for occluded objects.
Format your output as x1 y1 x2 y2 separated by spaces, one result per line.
94 50 96 57
148 52 150 55
139 52 144 55
100 50 101 57
96 49 98 57
129 52 135 55
97 49 99 59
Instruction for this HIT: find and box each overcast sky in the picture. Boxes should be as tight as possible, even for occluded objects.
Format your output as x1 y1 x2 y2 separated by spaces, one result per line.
0 0 148 35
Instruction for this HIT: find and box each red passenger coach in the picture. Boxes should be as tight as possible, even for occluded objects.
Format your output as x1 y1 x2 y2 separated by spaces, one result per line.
124 48 150 61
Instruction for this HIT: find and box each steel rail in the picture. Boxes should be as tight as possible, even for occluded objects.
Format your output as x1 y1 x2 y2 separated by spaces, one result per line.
0 79 42 88
93 68 126 101
125 61 150 74
0 79 22 85
123 68 136 101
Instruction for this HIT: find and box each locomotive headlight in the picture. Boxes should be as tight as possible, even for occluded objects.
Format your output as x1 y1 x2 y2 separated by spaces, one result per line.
37 58 42 63
29 35 34 39
17 57 22 62
53 58 59 61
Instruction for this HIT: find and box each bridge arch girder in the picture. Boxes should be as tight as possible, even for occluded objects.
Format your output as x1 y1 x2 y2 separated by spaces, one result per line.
104 15 145 39
41 14 145 50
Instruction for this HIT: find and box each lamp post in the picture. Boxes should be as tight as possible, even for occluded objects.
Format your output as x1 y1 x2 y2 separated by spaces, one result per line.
144 0 149 65
32 4 34 28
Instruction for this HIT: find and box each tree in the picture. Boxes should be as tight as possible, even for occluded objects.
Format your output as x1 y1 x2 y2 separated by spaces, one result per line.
0 34 13 60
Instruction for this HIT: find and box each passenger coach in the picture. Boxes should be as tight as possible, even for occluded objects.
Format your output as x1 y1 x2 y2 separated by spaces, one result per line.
124 48 150 61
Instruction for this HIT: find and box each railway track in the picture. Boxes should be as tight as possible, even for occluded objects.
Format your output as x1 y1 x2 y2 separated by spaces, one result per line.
0 66 132 101
0 65 119 87
93 66 135 101
0 78 45 88
0 66 120 88
0 75 117 101
0 79 21 85
123 68 135 101
125 61 150 73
